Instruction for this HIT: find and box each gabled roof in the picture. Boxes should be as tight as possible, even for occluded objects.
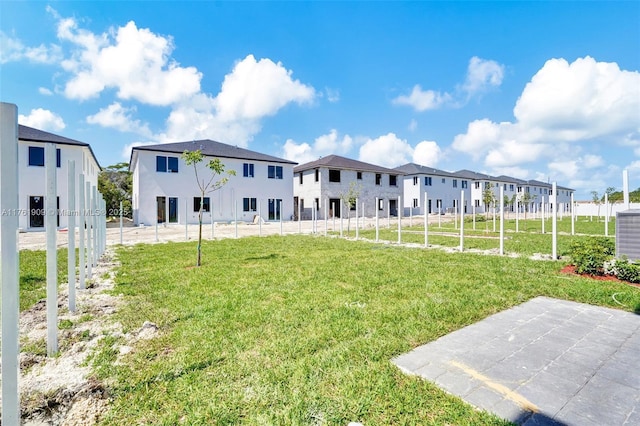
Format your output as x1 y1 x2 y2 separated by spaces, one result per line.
495 175 528 185
294 154 403 175
394 163 457 177
130 139 296 170
18 124 101 169
454 169 497 180
527 179 573 191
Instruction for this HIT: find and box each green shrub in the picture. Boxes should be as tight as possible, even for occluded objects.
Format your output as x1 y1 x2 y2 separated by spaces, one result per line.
569 237 615 275
614 258 640 283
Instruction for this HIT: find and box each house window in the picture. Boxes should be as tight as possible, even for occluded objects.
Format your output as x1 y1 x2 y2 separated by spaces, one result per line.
299 172 303 184
328 169 340 182
268 165 283 179
375 174 382 185
378 198 384 210
453 179 458 188
485 182 491 189
315 169 319 182
442 178 446 184
193 197 210 212
357 171 362 180
413 198 419 208
504 184 507 191
526 186 530 193
549 189 553 195
243 163 254 177
425 176 432 186
475 200 480 207
243 197 257 212
390 175 397 186
475 182 480 189
156 156 178 173
517 186 522 193
544 188 548 195
462 180 468 189
315 198 320 210
510 184 514 191
413 176 418 186
28 146 61 167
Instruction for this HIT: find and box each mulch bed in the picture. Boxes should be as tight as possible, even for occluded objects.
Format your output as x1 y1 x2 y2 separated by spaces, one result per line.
561 264 640 288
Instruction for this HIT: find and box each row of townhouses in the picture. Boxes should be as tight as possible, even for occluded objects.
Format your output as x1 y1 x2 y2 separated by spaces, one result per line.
15 125 574 230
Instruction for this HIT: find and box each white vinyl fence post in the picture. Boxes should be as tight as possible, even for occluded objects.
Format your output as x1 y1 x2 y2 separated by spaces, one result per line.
355 197 359 240
424 192 428 247
375 197 379 242
397 196 402 244
67 160 76 312
604 192 609 237
340 200 344 237
552 182 558 259
78 174 85 289
92 186 97 265
499 187 505 255
46 143 58 356
119 200 123 245
1 102 20 424
570 194 575 236
459 191 464 252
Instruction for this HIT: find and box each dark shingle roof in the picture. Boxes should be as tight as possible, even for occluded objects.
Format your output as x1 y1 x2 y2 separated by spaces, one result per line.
453 169 497 180
18 124 101 169
294 155 403 175
394 163 457 177
131 140 296 165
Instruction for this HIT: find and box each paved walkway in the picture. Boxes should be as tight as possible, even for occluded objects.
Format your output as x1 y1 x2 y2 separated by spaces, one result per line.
393 297 640 425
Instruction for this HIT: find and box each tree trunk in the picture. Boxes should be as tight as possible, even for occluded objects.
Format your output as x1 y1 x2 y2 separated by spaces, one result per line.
197 194 203 267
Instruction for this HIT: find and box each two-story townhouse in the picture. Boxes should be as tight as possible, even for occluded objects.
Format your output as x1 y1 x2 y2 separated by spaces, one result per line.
129 140 296 226
395 163 469 215
454 169 502 214
293 155 403 219
18 125 101 231
527 180 574 213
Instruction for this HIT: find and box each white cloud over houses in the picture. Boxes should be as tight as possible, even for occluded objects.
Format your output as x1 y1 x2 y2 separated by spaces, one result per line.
393 57 505 111
0 31 62 64
56 19 202 105
392 85 451 111
452 56 640 187
86 102 153 138
39 9 317 152
282 129 353 164
358 133 443 168
18 108 66 131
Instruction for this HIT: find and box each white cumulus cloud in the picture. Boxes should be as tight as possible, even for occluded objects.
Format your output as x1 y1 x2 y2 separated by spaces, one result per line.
359 133 415 168
215 55 315 121
413 140 442 167
453 56 640 177
460 56 505 97
18 108 66 131
0 31 62 64
86 102 153 138
281 129 352 164
57 18 202 105
392 85 451 112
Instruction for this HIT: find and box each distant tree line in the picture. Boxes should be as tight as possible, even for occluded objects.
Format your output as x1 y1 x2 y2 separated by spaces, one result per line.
98 162 132 218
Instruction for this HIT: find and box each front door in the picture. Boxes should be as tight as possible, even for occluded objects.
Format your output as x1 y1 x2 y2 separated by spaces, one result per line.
29 196 44 228
168 197 178 223
329 198 341 218
268 198 281 221
389 199 397 216
157 196 166 223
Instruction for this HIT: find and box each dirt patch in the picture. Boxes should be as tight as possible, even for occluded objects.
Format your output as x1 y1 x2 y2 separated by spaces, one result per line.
0 248 161 425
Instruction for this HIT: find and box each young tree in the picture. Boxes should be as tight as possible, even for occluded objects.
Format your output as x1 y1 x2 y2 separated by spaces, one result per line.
182 150 236 267
339 181 362 232
591 190 601 219
482 184 495 231
521 192 533 220
603 186 616 218
98 162 132 218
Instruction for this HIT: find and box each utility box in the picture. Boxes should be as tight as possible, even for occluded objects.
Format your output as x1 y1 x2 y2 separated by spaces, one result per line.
616 209 640 261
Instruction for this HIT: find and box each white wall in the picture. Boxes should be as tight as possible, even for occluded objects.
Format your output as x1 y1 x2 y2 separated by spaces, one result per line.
132 150 294 225
402 175 471 215
18 141 99 230
294 167 402 219
575 202 640 217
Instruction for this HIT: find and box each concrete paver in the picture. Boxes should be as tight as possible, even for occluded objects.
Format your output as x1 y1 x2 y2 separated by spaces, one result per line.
393 297 640 425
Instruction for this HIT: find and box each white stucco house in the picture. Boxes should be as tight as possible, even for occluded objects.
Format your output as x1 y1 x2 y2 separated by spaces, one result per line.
395 163 470 215
18 125 101 231
129 140 296 225
293 155 404 219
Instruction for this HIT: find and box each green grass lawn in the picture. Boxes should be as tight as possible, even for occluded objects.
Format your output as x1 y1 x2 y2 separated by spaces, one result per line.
83 235 640 425
341 217 616 257
19 249 69 311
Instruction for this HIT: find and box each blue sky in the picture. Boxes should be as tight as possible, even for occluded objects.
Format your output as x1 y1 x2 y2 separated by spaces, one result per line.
2 1 639 199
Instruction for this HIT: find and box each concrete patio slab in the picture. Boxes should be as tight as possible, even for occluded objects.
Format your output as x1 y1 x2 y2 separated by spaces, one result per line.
393 297 640 425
